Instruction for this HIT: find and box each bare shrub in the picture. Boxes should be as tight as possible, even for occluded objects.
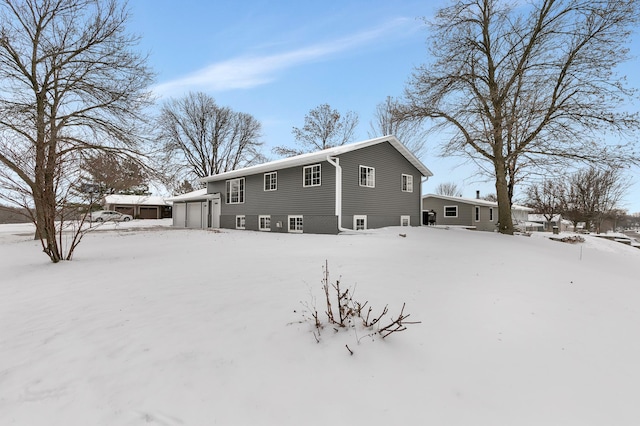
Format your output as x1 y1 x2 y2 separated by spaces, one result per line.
299 261 420 352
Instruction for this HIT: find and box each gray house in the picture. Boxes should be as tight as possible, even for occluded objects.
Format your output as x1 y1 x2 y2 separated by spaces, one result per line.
171 136 432 234
422 193 533 231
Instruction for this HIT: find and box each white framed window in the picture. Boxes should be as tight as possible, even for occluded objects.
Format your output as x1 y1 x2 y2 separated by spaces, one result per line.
353 215 367 230
264 172 277 191
359 166 375 188
258 215 271 231
444 206 458 217
489 208 494 222
226 177 245 204
235 215 246 229
288 215 303 233
475 206 480 222
400 215 411 226
303 164 321 187
402 174 413 192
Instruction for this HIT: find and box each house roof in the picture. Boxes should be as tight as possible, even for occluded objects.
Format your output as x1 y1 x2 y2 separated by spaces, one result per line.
199 135 433 183
104 194 170 206
165 189 220 202
423 193 534 211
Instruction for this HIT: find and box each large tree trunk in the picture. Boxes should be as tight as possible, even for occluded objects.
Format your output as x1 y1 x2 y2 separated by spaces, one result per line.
33 92 62 263
495 162 514 235
33 169 62 263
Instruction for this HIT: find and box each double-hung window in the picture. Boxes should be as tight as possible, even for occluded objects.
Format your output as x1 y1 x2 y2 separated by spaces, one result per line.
303 164 321 187
402 174 413 192
475 206 480 222
359 166 375 188
226 177 245 204
444 206 458 217
264 172 277 191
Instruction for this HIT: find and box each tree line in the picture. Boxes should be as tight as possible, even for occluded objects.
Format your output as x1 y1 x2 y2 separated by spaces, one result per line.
525 166 633 234
1 0 638 262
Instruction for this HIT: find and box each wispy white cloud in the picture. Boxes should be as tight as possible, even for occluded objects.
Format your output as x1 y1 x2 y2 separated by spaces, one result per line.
153 18 417 97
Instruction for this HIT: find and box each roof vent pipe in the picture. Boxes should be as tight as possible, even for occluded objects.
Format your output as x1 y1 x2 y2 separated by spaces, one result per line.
476 190 480 199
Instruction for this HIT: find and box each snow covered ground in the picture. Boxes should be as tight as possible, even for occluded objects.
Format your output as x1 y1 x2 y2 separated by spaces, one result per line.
1 220 640 425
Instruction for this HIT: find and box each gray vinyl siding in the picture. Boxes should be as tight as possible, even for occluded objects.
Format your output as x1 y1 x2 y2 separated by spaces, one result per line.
219 214 338 234
209 161 338 233
422 197 497 231
206 141 425 233
339 141 422 228
208 162 335 216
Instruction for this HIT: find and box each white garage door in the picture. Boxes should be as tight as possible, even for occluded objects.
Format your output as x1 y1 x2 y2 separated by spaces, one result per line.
173 203 186 227
187 202 203 228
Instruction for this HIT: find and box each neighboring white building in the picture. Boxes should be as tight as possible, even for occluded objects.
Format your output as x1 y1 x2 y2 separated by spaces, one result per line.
528 214 572 232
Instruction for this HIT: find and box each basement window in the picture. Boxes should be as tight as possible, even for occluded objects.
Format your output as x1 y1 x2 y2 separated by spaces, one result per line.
288 215 303 233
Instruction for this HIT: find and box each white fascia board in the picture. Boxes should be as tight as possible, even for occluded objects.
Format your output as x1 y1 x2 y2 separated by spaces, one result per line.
199 135 433 183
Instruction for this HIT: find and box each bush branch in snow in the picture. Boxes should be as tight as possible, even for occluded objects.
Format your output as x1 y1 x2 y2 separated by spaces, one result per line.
300 261 420 349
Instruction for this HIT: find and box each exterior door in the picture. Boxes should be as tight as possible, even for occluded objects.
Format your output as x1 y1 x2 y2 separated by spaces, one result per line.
209 199 220 228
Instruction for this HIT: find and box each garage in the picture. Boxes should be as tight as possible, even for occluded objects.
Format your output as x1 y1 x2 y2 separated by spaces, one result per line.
139 206 159 219
115 206 134 216
173 203 186 227
104 195 171 220
167 189 220 229
187 202 203 228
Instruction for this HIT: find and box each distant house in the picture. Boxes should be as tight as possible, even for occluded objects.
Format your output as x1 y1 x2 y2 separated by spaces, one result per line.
169 136 433 233
102 194 172 219
527 214 571 232
422 193 533 231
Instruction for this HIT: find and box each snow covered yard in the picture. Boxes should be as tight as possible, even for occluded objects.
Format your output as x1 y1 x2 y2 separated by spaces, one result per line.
1 222 640 425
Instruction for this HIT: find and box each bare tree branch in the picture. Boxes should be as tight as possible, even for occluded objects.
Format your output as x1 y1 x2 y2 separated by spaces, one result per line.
156 92 265 188
273 103 359 156
399 0 640 235
0 0 154 262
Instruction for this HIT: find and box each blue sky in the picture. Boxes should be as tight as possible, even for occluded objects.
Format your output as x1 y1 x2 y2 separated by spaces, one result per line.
127 0 640 214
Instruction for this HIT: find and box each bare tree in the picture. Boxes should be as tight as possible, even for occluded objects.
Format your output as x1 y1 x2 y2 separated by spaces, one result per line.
0 0 154 262
82 152 148 195
399 0 640 235
481 193 497 202
435 182 463 197
565 166 630 233
525 179 566 225
273 103 359 156
158 92 265 188
368 96 427 159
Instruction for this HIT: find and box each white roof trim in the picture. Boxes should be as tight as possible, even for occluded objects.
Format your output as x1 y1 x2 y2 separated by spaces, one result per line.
199 135 433 183
166 188 220 202
423 193 533 211
104 194 169 206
